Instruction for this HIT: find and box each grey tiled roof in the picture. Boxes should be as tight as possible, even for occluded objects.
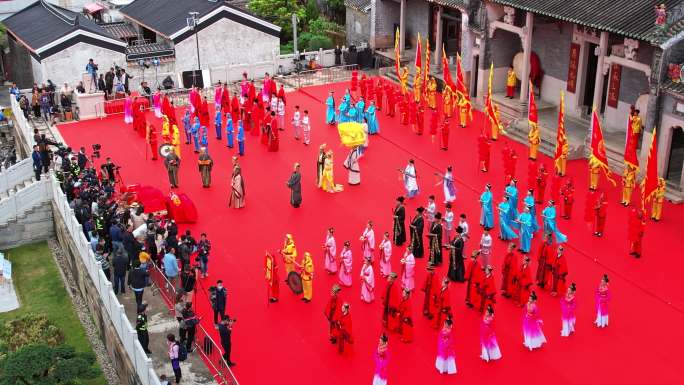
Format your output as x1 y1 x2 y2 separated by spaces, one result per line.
428 0 467 10
101 22 138 40
662 79 684 96
345 0 371 13
490 0 682 43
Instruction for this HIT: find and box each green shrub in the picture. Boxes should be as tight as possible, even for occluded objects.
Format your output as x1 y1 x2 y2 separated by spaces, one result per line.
0 314 64 353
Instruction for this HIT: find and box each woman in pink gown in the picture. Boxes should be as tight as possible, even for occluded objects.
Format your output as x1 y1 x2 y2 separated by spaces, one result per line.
323 227 337 274
214 82 223 109
124 94 133 124
400 247 415 291
360 221 376 262
372 334 390 385
480 305 502 361
522 291 547 350
360 257 375 303
560 282 577 336
595 274 610 328
378 232 392 278
435 316 457 374
338 241 353 287
153 88 162 118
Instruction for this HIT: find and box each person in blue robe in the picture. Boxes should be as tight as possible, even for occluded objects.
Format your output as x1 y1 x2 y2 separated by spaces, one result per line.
498 197 518 240
325 91 336 125
182 110 191 144
225 113 234 148
504 180 519 222
480 184 494 230
523 190 539 233
355 98 365 123
214 110 222 140
366 101 379 134
515 207 533 253
200 125 209 155
191 117 200 153
237 120 245 156
542 201 567 244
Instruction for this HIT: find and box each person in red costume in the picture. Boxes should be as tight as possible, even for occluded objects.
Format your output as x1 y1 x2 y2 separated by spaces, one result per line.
252 98 264 137
267 116 279 152
478 134 491 172
199 96 210 129
261 110 273 145
550 173 562 203
440 117 450 151
246 80 256 111
549 246 568 297
560 179 575 219
433 278 451 329
375 79 384 111
132 97 146 138
465 250 483 308
146 124 158 160
500 243 517 298
360 73 368 101
161 95 177 127
535 163 548 204
513 255 533 306
333 303 353 354
593 191 608 237
415 104 425 135
502 145 518 184
351 70 358 92
527 160 537 189
628 208 646 258
221 84 231 113
398 289 413 343
189 86 201 117
381 273 401 332
408 99 417 128
325 285 342 342
535 233 553 289
386 84 395 117
231 92 240 121
277 84 286 106
429 108 439 139
477 265 497 313
421 264 437 319
266 252 279 303
400 95 409 125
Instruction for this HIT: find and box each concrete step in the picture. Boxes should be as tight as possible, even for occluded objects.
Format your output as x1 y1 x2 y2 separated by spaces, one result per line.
665 180 684 203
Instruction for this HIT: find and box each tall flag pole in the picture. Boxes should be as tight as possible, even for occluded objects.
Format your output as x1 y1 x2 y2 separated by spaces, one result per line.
441 45 456 89
423 37 431 102
641 127 659 207
485 62 503 138
554 90 568 174
589 108 616 186
394 28 401 78
413 32 423 103
455 53 472 121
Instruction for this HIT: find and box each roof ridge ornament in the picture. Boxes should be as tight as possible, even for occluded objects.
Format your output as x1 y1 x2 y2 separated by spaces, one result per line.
40 0 77 27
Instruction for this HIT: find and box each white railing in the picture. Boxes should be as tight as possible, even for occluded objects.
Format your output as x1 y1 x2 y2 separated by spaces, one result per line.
0 158 33 196
0 178 52 224
50 175 161 385
10 96 66 147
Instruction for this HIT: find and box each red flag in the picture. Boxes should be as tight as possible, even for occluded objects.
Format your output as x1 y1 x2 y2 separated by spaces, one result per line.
423 37 430 100
641 127 659 204
455 53 472 119
528 81 538 128
415 33 422 75
554 91 568 172
624 113 639 169
485 63 502 135
441 45 455 89
589 109 616 185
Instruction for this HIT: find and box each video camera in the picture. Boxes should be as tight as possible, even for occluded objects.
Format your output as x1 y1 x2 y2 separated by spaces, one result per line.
92 143 102 159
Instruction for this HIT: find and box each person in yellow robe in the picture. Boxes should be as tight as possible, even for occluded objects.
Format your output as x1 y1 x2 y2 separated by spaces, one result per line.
651 178 666 221
426 77 437 109
491 104 502 140
299 252 314 302
443 85 453 118
161 115 171 144
556 143 568 176
457 93 470 128
506 65 516 98
281 234 298 274
413 71 422 104
589 164 600 191
399 67 410 96
621 164 637 206
319 150 341 193
171 124 181 158
528 123 540 160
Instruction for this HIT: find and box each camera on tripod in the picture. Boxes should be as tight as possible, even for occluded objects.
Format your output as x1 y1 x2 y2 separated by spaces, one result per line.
92 143 102 159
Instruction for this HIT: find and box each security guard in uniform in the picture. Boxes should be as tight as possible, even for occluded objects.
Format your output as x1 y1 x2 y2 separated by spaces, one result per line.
136 302 152 354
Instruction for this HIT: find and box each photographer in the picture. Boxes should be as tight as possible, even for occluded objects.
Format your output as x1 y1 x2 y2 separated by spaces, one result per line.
104 157 117 183
86 59 98 92
180 265 197 302
77 147 88 170
197 233 211 278
218 316 236 367
181 302 198 353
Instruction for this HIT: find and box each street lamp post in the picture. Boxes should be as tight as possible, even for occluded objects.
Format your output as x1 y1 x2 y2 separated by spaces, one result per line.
188 11 201 86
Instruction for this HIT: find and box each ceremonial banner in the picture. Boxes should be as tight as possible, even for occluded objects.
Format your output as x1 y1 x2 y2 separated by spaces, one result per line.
423 37 430 101
641 127 659 204
554 91 568 172
607 63 622 108
394 28 401 77
485 63 503 135
566 43 580 93
441 45 455 89
589 109 616 185
624 112 639 169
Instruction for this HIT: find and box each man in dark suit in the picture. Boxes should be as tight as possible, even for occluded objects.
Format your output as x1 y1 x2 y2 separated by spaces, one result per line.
31 145 42 180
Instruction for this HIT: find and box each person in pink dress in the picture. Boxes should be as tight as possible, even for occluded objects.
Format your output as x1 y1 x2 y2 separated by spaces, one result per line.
560 282 577 337
378 232 392 278
323 227 338 274
435 316 457 374
360 257 375 303
480 305 502 361
338 241 353 287
400 247 416 292
373 334 390 385
124 94 133 124
360 221 376 263
153 88 162 118
214 81 224 110
522 291 547 350
595 274 611 328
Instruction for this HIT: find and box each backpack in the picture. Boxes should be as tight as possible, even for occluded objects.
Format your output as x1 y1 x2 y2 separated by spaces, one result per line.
176 342 188 361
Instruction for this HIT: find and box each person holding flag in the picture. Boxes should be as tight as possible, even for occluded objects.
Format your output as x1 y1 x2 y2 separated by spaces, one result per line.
455 54 472 128
641 127 661 218
528 81 540 160
554 91 569 176
413 33 423 104
485 63 504 141
588 109 616 190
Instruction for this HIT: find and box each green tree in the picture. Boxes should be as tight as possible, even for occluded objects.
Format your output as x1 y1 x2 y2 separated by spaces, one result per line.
248 0 306 41
0 314 65 353
0 344 100 385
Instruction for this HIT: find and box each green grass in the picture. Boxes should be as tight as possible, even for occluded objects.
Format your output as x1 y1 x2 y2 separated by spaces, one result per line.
0 242 107 385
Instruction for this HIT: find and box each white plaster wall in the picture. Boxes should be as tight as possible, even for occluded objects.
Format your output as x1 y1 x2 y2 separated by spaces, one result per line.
604 100 632 133
40 42 126 87
31 56 44 85
175 17 279 79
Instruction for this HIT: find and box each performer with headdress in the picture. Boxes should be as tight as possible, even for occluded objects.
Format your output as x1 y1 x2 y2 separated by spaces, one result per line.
514 255 533 306
325 285 342 342
480 184 494 230
478 134 491 172
465 251 482 308
338 241 353 287
480 305 502 361
542 200 567 243
428 213 443 266
229 166 245 208
323 227 338 274
299 252 314 303
372 334 390 385
501 243 517 298
536 234 553 289
498 196 519 241
422 263 437 318
593 191 608 237
523 189 540 232
379 232 392 278
214 108 223 140
435 316 457 374
560 179 575 219
505 179 519 221
433 278 451 330
381 273 401 331
549 246 568 297
360 257 375 303
515 206 533 253
446 227 465 282
651 178 666 221
400 247 416 292
409 207 425 258
333 303 353 354
225 113 234 148
280 234 297 275
628 208 646 258
265 251 279 303
438 166 457 204
392 196 406 246
145 123 158 161
403 159 419 198
535 163 548 203
595 274 610 328
319 150 342 193
344 146 362 185
317 144 327 187
477 265 497 313
522 291 547 350
560 282 577 337
398 289 413 343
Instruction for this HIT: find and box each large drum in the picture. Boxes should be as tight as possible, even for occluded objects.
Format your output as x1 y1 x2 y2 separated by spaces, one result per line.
286 271 303 294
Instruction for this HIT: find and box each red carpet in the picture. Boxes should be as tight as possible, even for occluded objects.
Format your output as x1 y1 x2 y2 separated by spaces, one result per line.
58 83 684 385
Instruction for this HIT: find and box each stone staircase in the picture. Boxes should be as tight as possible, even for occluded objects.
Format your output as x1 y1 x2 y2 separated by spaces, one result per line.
0 158 35 200
0 200 54 249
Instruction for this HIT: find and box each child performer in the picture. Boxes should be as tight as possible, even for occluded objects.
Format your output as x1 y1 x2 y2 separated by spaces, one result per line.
292 105 301 140
595 274 611 328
